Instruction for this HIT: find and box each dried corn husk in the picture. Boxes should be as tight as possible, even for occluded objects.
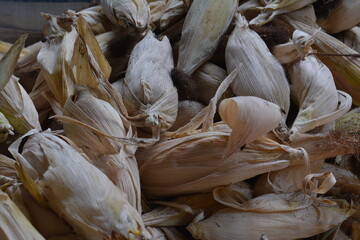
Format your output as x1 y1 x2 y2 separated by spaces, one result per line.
288 30 351 139
192 62 233 105
0 76 41 134
159 0 186 31
79 5 109 35
212 181 252 209
0 190 45 240
169 100 205 131
137 123 307 198
187 199 355 240
284 6 360 106
38 14 111 107
316 1 360 34
271 41 299 64
343 26 360 54
0 112 13 143
226 14 290 116
101 0 150 32
250 0 316 26
143 192 222 227
177 0 238 74
219 96 283 159
148 0 167 25
145 227 166 240
9 130 149 240
122 31 177 136
335 107 360 131
0 34 27 91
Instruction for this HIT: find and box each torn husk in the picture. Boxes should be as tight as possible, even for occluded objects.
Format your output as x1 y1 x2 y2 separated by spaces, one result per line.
226 14 290 117
219 96 283 160
159 0 186 31
9 130 149 240
122 31 178 136
176 0 238 74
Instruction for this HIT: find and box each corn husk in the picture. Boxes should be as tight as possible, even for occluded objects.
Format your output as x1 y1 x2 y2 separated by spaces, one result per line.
122 31 178 136
145 227 166 240
0 112 13 143
316 0 360 34
192 62 233 105
249 0 316 26
271 41 299 64
78 5 109 35
219 96 283 159
9 130 149 240
148 0 167 25
284 6 360 106
226 14 290 116
159 0 186 31
187 199 355 240
14 41 41 78
38 14 112 107
176 0 238 74
288 30 351 139
335 107 360 131
212 181 252 209
0 190 46 240
143 192 222 227
343 26 360 54
137 123 307 198
0 75 41 134
169 100 205 131
101 0 150 32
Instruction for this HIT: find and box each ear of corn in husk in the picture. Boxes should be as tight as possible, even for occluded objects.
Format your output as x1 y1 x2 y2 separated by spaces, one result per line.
192 62 233 105
147 0 167 26
284 5 360 106
122 31 178 136
143 192 222 227
316 0 360 34
0 190 46 240
137 123 306 198
219 96 283 159
226 14 290 117
288 30 352 139
187 198 355 240
271 41 299 64
212 181 252 209
9 130 149 240
176 0 238 75
0 75 41 134
159 0 186 31
249 0 317 26
101 0 150 32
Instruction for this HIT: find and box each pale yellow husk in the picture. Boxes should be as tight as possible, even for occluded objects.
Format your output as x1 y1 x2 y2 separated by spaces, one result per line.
0 190 46 240
143 192 222 227
250 0 316 25
122 31 178 136
177 0 238 74
79 5 108 35
335 107 360 131
159 0 186 30
9 130 149 240
147 0 167 25
192 62 233 105
219 96 283 159
188 198 355 240
101 0 150 32
0 112 14 143
0 75 41 134
317 0 360 34
226 14 290 116
169 100 205 131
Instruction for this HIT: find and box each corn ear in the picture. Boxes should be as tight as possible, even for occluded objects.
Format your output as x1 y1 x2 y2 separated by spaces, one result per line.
177 0 238 74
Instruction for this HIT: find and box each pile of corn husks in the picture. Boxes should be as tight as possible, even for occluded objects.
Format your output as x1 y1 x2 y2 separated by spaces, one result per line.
0 0 360 239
